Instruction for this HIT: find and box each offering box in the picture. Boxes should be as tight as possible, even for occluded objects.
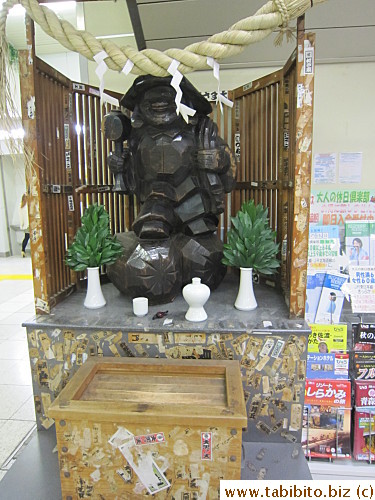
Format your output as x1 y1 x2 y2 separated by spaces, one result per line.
48 357 247 499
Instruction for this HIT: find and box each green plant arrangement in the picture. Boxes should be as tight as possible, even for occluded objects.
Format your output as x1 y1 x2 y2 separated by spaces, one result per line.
222 200 280 274
66 204 123 271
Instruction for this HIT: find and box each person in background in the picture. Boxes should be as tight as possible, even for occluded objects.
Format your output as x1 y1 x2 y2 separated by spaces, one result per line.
19 193 29 257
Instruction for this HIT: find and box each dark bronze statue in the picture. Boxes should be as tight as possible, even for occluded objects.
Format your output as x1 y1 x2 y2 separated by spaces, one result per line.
104 75 237 304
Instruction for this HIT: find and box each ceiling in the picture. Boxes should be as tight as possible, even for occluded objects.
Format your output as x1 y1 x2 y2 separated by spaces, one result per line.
4 0 375 78
137 0 375 68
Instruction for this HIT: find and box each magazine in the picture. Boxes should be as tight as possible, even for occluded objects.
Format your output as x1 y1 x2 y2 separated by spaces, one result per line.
370 221 375 265
345 221 370 266
306 353 349 380
353 381 375 461
352 352 375 381
355 380 375 408
302 379 351 459
308 324 347 353
354 323 375 351
353 411 375 461
314 271 349 324
308 225 341 271
348 266 375 314
305 272 326 323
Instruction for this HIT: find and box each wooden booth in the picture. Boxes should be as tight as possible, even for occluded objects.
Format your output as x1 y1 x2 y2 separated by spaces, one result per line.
18 11 314 492
20 17 314 319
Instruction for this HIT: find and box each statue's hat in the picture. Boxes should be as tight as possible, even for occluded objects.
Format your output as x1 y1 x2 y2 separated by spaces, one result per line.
120 75 212 115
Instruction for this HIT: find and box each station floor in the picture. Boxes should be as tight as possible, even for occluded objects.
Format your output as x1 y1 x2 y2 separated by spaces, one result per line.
0 255 36 482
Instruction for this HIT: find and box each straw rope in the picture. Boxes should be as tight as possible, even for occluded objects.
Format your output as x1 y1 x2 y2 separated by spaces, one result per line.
1 0 327 77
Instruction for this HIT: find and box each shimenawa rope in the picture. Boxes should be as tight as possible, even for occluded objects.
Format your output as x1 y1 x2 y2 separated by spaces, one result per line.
0 0 327 77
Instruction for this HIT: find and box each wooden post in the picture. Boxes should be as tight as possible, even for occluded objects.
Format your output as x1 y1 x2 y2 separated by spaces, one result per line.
289 16 315 317
19 16 50 314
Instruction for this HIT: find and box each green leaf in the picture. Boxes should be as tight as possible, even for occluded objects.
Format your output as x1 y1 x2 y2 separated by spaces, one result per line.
65 204 123 271
222 199 280 274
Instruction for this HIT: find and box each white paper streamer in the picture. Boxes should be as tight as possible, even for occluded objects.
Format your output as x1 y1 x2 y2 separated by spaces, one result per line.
93 50 120 107
122 59 134 76
206 57 233 113
167 60 196 123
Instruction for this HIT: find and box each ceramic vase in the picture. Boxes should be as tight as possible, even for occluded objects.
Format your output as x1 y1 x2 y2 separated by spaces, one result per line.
84 267 106 309
234 267 257 311
182 277 210 322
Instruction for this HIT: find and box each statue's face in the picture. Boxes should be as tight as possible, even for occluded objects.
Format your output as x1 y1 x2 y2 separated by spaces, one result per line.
139 86 178 125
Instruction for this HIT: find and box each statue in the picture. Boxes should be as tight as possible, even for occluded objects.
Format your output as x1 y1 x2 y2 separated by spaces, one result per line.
103 75 237 304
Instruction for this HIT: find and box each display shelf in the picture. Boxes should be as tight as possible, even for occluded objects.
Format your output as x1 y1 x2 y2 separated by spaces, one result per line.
308 458 375 480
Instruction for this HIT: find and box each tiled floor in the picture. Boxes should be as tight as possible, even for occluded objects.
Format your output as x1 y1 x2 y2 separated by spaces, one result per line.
0 256 36 481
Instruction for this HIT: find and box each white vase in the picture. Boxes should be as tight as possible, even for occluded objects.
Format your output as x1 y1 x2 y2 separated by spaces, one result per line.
183 277 210 322
84 267 106 309
234 267 257 311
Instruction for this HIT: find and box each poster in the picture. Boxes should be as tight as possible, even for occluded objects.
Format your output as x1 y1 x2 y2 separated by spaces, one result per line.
349 266 375 313
310 189 375 226
339 152 362 184
313 153 336 184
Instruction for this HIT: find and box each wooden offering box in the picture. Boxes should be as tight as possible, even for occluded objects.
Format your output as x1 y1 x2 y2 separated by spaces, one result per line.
48 357 247 499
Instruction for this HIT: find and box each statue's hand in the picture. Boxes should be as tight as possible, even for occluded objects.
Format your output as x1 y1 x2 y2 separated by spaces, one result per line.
197 116 218 149
197 148 225 172
107 148 130 175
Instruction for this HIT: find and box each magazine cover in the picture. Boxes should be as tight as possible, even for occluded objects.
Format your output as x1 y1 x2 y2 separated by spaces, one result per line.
345 221 370 266
302 379 351 459
306 353 349 380
355 380 375 407
308 324 347 353
314 271 349 324
348 266 375 314
305 272 326 323
352 352 375 381
354 323 375 351
353 411 375 461
353 381 375 461
308 225 341 271
370 222 375 265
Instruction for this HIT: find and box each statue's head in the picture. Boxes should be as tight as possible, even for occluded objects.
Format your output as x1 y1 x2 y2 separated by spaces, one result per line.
121 75 212 127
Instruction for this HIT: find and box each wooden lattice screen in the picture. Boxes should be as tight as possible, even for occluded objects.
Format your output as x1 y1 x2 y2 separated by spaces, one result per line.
231 52 297 298
23 53 128 310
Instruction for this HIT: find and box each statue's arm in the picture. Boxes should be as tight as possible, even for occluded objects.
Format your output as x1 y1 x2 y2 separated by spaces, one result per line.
103 111 136 193
196 116 237 192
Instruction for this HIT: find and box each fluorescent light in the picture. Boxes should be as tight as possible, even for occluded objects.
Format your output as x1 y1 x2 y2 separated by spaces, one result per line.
40 1 76 13
96 33 134 40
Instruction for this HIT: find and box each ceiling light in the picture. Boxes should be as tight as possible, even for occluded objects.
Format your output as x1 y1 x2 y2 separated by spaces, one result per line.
96 33 134 40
